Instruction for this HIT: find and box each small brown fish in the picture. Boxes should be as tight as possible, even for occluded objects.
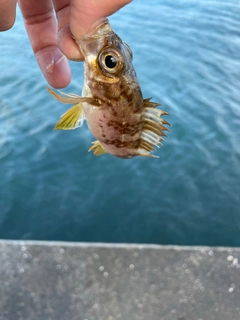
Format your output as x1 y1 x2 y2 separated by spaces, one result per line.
48 20 170 158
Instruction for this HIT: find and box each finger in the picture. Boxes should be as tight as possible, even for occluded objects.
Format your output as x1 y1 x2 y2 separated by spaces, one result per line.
53 0 132 61
52 0 83 61
70 0 132 40
0 0 17 31
18 0 71 88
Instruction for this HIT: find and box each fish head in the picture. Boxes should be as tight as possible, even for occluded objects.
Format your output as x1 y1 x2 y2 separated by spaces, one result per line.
77 20 141 101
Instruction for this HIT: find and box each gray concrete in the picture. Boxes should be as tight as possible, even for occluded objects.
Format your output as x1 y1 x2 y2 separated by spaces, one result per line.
0 241 240 320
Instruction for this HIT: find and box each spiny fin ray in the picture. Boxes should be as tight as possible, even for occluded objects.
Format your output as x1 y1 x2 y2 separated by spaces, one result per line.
140 99 171 155
137 148 159 158
143 98 161 108
47 87 95 104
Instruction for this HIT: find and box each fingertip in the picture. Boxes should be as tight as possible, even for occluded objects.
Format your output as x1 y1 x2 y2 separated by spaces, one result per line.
0 0 17 31
58 24 84 61
0 19 15 31
36 47 71 89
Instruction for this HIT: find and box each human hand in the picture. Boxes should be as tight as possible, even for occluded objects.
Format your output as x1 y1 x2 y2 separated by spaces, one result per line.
0 0 132 88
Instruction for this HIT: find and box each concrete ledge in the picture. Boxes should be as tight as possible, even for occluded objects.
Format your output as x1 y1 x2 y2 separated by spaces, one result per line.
0 241 240 320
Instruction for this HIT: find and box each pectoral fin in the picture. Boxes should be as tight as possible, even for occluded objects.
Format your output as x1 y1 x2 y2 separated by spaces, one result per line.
47 87 95 104
88 141 107 156
54 103 84 130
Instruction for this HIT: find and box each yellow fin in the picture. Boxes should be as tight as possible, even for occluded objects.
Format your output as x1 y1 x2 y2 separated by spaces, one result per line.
47 87 95 104
54 103 84 130
88 141 107 156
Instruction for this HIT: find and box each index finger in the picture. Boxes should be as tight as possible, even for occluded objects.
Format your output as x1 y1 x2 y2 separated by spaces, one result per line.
18 0 71 88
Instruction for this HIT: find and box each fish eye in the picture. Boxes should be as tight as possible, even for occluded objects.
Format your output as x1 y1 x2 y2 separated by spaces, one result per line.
105 54 117 69
98 48 123 76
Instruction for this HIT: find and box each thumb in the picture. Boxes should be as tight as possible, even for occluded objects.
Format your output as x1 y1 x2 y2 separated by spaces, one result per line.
70 0 132 41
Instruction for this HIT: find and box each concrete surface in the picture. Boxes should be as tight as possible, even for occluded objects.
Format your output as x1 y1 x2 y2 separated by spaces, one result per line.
0 241 239 320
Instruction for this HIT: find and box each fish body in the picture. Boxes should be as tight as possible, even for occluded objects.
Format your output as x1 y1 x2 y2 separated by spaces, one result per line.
48 20 170 158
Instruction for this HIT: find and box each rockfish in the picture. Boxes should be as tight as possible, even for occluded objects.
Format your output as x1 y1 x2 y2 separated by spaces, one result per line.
48 20 170 158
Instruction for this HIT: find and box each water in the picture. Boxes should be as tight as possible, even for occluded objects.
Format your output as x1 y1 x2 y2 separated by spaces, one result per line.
0 0 239 246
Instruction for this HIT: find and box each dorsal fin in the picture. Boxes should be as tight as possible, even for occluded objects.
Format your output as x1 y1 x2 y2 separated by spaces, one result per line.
139 99 171 155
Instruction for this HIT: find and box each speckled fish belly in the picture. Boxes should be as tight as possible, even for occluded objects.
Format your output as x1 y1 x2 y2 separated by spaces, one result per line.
48 20 170 158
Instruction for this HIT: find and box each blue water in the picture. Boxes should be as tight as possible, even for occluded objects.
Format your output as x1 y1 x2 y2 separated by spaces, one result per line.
0 0 240 246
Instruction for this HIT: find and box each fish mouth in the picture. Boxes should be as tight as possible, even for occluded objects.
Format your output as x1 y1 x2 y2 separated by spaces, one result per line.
76 19 112 44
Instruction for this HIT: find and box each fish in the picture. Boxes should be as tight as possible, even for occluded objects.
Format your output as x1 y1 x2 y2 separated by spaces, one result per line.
47 19 170 158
